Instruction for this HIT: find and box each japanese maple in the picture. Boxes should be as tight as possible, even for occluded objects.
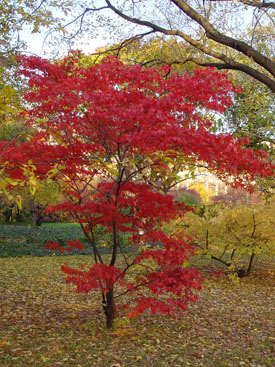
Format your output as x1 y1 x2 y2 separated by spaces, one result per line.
1 52 273 328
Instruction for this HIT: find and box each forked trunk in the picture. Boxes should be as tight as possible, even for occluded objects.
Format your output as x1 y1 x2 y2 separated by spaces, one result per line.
103 289 117 329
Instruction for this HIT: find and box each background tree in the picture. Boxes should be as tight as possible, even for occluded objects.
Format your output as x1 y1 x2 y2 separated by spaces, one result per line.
178 199 275 277
0 0 72 102
61 0 275 91
0 0 74 202
0 180 61 225
93 35 198 73
0 85 26 202
0 0 72 58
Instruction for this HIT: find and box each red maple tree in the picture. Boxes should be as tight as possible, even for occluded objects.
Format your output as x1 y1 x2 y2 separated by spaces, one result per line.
1 52 273 328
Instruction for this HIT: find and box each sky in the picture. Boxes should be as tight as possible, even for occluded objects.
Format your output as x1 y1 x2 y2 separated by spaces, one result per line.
19 1 116 58
21 28 110 58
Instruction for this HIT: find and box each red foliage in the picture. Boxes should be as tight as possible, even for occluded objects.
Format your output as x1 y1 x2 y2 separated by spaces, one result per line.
45 240 84 252
1 52 273 327
210 270 224 277
61 263 123 293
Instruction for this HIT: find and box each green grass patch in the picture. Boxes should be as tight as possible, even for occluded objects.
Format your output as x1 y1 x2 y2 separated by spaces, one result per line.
0 223 92 257
0 224 134 258
41 222 80 228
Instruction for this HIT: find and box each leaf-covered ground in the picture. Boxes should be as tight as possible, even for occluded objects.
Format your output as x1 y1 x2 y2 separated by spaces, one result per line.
0 255 274 367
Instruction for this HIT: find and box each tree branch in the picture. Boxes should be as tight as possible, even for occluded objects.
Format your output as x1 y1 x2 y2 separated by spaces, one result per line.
137 56 275 91
91 30 155 60
171 0 275 77
240 0 275 9
103 0 275 91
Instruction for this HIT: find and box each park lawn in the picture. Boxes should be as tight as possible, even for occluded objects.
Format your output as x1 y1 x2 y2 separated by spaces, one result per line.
0 255 274 367
41 223 80 228
0 224 134 258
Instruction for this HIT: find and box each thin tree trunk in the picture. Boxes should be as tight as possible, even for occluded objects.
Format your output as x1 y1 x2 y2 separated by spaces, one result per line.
246 252 255 276
30 198 37 226
231 248 236 260
103 289 117 329
110 221 118 266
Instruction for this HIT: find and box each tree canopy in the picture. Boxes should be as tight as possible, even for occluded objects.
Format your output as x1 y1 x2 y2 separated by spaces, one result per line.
63 0 275 91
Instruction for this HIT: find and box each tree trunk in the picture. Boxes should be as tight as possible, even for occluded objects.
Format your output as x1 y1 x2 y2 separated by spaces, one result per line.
246 252 255 276
103 289 117 329
30 199 37 226
237 252 256 278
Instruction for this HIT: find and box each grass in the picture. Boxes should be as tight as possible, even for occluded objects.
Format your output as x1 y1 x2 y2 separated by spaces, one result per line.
0 223 91 257
41 222 80 227
0 254 274 367
0 223 133 257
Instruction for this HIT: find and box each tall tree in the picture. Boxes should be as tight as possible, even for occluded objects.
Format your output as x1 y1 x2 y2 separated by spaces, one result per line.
2 53 273 328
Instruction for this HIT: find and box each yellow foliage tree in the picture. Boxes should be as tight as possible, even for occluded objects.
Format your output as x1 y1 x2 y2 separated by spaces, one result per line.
177 200 275 277
189 182 215 204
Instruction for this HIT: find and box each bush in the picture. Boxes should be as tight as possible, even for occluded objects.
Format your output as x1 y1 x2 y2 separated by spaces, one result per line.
176 192 199 205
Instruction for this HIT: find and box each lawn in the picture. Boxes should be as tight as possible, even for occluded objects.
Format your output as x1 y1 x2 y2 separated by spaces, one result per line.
0 224 133 257
0 254 274 367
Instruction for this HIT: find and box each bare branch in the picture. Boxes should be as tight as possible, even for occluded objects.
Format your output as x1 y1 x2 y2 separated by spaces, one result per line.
63 6 109 29
91 30 155 60
240 0 275 9
137 56 275 91
171 0 275 77
102 0 275 91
